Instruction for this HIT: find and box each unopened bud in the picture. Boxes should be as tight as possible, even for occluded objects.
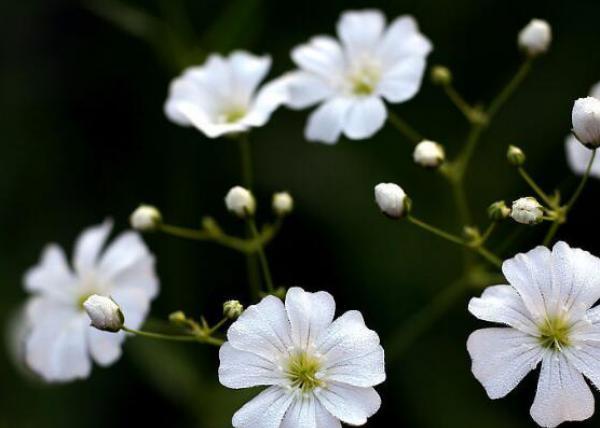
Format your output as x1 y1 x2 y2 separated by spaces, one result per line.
223 300 244 319
518 19 552 57
272 192 294 216
413 140 445 168
463 226 480 242
130 205 162 231
431 66 452 86
201 216 222 237
83 295 124 333
511 197 544 225
374 183 410 219
225 186 256 218
572 97 600 149
507 145 526 166
488 201 511 221
169 310 187 325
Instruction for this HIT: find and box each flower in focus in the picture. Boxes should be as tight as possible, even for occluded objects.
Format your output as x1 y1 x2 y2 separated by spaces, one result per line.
413 140 445 168
283 9 432 144
374 183 409 219
572 96 600 149
219 287 385 427
22 220 159 382
518 19 552 57
510 196 543 225
468 242 600 427
164 51 288 138
566 83 600 178
225 186 256 218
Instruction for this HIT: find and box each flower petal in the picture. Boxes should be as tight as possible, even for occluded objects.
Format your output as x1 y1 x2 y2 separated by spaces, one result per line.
281 395 341 428
110 287 152 330
565 135 600 179
291 36 345 78
285 287 335 349
24 244 77 301
467 328 543 399
337 10 385 57
316 310 384 387
530 353 594 428
305 97 353 144
88 328 125 367
218 342 282 389
377 15 432 69
227 295 292 360
72 219 112 275
342 96 386 140
316 383 381 426
241 76 289 127
563 339 600 391
232 386 294 428
377 57 427 103
228 51 271 103
281 71 334 110
98 231 152 280
107 255 159 300
468 285 539 335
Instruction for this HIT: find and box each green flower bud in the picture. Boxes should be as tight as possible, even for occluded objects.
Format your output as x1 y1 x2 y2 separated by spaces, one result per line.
488 201 511 221
507 145 526 166
431 66 452 86
223 300 244 319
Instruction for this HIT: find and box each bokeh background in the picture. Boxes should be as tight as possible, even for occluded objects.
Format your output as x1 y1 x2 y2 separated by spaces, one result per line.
3 0 600 426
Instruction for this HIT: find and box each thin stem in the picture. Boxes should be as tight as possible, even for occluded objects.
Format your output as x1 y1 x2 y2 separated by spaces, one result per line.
123 327 224 346
159 224 254 253
443 84 475 122
247 217 275 293
565 149 596 210
518 167 556 208
387 110 423 144
450 177 472 227
208 317 229 335
407 215 465 246
475 246 502 268
454 123 485 179
479 222 496 244
486 58 533 120
542 220 561 247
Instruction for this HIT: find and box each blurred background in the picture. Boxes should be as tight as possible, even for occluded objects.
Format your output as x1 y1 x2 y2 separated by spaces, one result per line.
2 0 600 426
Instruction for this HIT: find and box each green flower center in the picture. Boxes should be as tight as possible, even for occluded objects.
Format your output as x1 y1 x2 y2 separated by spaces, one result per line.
349 64 381 96
285 351 324 393
219 107 247 124
538 316 571 350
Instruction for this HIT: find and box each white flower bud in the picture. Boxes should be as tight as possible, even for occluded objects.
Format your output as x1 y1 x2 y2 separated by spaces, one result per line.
83 295 124 333
225 186 256 218
374 183 409 219
130 205 162 231
272 192 294 216
518 19 552 56
572 97 600 149
413 140 445 168
507 145 526 166
511 197 544 225
223 300 244 319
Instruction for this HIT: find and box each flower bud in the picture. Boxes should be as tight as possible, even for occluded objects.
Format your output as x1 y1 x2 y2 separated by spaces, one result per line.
507 145 526 166
130 205 162 231
431 66 452 86
169 310 187 325
572 97 600 149
225 186 256 218
83 295 124 333
518 19 552 57
413 140 445 168
488 201 511 221
272 192 293 216
463 226 480 242
201 216 222 237
223 300 244 319
374 183 410 219
510 197 544 225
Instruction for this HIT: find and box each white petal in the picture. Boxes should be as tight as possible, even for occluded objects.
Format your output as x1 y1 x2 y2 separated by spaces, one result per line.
316 310 384 387
559 243 600 317
241 76 289 127
377 57 427 103
227 295 292 361
342 96 386 140
337 10 385 57
218 342 282 389
281 395 342 428
285 287 335 349
170 101 249 138
24 244 77 301
291 36 345 78
98 231 152 280
305 97 353 144
502 245 552 322
88 328 125 366
530 353 594 428
376 15 432 68
564 340 600 391
228 51 271 103
467 328 543 399
72 219 112 274
316 383 381 426
232 386 294 428
281 71 334 110
110 287 151 329
107 255 158 300
468 285 539 335
565 135 600 178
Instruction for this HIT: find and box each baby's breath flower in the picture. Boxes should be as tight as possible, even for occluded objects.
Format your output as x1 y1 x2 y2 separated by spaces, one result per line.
518 19 552 57
511 197 543 225
566 83 600 178
225 186 256 218
572 97 600 149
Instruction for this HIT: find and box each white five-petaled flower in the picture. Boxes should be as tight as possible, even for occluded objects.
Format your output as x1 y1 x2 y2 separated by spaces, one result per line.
164 51 288 138
566 83 600 178
22 220 159 382
219 287 385 427
518 19 552 57
468 242 600 427
282 9 432 144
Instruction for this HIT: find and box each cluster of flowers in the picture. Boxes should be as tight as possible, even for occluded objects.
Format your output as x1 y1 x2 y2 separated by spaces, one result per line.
14 8 600 428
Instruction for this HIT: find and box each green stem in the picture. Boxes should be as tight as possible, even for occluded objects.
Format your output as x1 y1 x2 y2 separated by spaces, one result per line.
479 222 496 244
443 84 475 122
565 149 596 210
387 110 422 144
475 246 502 268
407 215 465 246
454 124 485 180
542 220 561 247
123 327 224 346
247 217 275 293
518 167 556 208
208 317 229 335
486 58 533 120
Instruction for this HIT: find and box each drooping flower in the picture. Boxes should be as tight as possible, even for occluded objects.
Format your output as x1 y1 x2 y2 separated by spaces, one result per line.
164 51 288 138
518 19 552 57
282 9 432 144
23 220 159 382
219 287 385 427
566 83 600 178
468 242 600 427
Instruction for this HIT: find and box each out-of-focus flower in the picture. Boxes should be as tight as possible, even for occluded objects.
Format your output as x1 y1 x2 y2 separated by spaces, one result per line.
283 9 432 144
225 186 256 218
413 140 445 168
374 183 409 219
468 242 600 427
83 295 124 333
507 145 526 166
219 287 385 427
572 96 600 149
510 197 543 225
518 19 552 57
487 201 511 221
22 220 159 382
566 84 600 178
272 192 294 216
130 205 162 231
165 51 288 138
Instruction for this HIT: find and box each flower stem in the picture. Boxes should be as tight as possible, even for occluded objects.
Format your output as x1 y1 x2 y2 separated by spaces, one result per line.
475 246 502 268
443 84 476 122
247 217 275 293
407 215 465 245
486 58 533 120
542 220 561 247
565 149 596 210
518 167 556 208
387 110 422 144
123 326 224 346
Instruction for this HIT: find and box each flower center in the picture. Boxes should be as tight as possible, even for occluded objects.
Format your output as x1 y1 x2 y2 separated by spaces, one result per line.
218 107 247 124
538 316 571 351
348 60 381 96
285 351 324 393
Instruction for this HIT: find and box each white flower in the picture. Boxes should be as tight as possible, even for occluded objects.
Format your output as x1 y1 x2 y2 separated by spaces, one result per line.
130 205 162 231
566 84 600 178
164 51 288 138
467 242 600 427
83 295 124 332
413 140 445 167
510 197 543 225
572 96 600 149
219 287 385 427
374 183 408 219
22 220 159 382
282 9 432 144
272 192 294 216
225 186 256 218
518 19 552 56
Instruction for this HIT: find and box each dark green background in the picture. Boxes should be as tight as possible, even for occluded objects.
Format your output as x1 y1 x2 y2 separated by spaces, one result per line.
2 0 600 426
